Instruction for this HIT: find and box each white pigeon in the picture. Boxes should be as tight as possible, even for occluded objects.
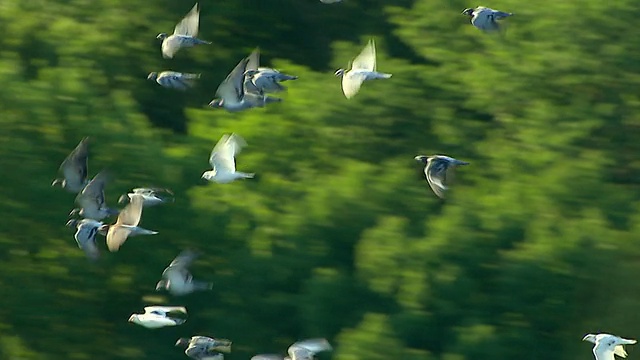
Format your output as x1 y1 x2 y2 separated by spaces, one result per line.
129 306 187 329
156 250 213 296
461 6 513 32
157 3 211 59
101 194 158 252
252 338 332 360
118 187 174 207
334 38 392 99
202 133 254 184
52 137 90 193
583 333 637 360
66 218 103 260
148 71 201 90
71 171 119 221
208 56 282 112
414 155 469 199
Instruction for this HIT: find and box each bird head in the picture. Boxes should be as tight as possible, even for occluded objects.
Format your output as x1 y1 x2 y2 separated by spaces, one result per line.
208 99 224 108
147 72 158 81
334 69 346 77
156 33 168 40
175 338 190 347
414 155 430 164
461 8 474 16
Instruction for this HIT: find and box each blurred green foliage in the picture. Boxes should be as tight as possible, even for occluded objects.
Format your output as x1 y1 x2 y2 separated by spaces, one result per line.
0 0 639 359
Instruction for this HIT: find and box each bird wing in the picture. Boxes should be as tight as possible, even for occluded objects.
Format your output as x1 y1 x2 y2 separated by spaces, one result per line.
351 38 376 71
215 57 248 106
74 219 102 260
174 3 200 37
209 133 247 173
106 225 132 252
490 9 512 19
288 338 332 359
615 345 628 358
144 306 187 315
425 159 449 199
60 137 89 190
593 341 617 360
116 194 144 226
341 72 367 99
168 249 199 270
246 47 261 71
75 171 109 212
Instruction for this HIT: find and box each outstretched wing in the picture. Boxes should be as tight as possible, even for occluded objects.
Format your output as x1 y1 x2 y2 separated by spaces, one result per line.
215 57 249 105
351 38 376 71
209 133 247 173
60 137 89 190
174 3 200 37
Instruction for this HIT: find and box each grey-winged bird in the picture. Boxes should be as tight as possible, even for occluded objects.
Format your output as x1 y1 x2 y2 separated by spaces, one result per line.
414 155 469 199
335 38 392 99
156 250 213 296
176 336 232 360
243 48 298 94
461 6 513 32
251 338 332 360
71 171 119 221
148 71 201 90
157 3 211 59
52 137 90 193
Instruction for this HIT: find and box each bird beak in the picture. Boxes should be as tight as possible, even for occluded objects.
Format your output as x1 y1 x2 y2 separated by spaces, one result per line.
128 315 135 322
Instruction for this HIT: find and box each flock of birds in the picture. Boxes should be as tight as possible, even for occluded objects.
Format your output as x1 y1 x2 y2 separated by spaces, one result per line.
49 2 632 360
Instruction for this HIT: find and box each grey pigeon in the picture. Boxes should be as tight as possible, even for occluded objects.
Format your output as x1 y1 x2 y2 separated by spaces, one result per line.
66 218 104 260
335 39 392 99
71 171 119 221
157 3 211 59
414 155 469 198
252 338 332 360
461 6 513 32
100 194 158 252
202 133 254 184
208 56 282 112
52 137 90 193
243 48 298 94
156 250 213 296
148 71 201 90
583 334 637 360
176 336 232 360
118 187 174 207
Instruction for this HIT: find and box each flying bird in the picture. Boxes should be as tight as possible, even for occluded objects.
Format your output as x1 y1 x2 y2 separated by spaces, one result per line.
320 0 343 3
52 137 90 193
414 155 469 199
583 333 637 360
101 194 158 252
208 56 282 112
118 187 174 207
129 306 187 329
243 48 298 94
71 171 119 220
157 3 211 59
148 71 201 90
335 38 392 99
156 250 213 296
252 338 332 360
176 336 232 360
66 218 104 260
202 133 254 184
461 6 513 32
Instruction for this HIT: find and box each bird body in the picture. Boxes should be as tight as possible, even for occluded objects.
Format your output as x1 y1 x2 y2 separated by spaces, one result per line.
202 133 254 184
335 39 391 99
148 71 201 90
52 137 90 193
462 6 513 31
414 155 469 198
157 3 211 58
583 333 637 360
156 250 213 296
129 306 187 328
176 336 232 360
102 194 157 252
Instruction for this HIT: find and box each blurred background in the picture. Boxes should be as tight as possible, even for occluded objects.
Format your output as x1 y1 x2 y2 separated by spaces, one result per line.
1 0 640 359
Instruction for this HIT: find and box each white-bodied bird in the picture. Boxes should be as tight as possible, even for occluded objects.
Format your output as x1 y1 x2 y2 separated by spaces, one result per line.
334 39 392 99
461 6 513 32
129 306 187 329
252 338 332 360
148 71 201 90
202 133 254 184
157 3 211 59
414 155 469 199
583 333 637 360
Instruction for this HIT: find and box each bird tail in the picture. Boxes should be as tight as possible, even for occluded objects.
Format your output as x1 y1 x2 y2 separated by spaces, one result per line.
378 73 392 79
237 172 255 179
193 281 213 291
211 340 232 353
